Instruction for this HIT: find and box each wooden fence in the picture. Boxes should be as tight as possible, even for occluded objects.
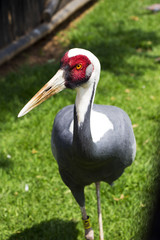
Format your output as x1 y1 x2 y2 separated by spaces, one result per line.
0 0 44 49
0 0 92 65
0 0 71 50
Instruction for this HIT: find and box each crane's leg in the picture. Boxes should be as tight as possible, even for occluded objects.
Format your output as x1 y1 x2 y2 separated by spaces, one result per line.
69 185 94 240
96 182 104 240
80 206 94 240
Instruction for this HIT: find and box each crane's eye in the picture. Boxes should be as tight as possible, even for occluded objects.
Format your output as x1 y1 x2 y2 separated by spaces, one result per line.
76 64 82 70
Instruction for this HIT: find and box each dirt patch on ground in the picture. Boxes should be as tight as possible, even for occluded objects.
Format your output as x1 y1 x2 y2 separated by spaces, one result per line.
0 2 96 76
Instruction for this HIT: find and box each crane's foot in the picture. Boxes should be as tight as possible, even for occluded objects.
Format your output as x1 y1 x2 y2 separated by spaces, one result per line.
82 216 94 240
85 228 94 240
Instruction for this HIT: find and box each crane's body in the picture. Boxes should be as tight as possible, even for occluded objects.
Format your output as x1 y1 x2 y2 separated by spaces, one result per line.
52 104 135 206
18 48 136 240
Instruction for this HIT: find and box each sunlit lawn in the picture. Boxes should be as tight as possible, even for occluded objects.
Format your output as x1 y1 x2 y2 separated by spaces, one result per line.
1 0 160 239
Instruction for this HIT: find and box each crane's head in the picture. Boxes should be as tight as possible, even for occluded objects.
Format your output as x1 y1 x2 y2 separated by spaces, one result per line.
18 48 100 117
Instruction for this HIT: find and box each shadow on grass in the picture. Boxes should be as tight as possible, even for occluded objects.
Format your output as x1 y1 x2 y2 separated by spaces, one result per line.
146 190 160 240
7 219 78 240
0 153 13 170
143 108 160 240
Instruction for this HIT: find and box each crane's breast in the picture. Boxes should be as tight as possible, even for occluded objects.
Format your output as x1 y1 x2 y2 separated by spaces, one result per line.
69 109 114 143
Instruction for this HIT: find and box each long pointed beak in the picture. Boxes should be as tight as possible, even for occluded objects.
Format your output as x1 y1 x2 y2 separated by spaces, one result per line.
18 69 66 117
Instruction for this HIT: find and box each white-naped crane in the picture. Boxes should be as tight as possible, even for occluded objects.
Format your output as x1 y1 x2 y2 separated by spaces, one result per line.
18 48 136 240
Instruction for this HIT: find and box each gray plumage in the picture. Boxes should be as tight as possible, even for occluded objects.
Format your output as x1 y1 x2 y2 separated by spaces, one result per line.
52 104 136 206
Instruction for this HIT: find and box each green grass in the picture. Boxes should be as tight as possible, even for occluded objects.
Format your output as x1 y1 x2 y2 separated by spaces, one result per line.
1 0 160 239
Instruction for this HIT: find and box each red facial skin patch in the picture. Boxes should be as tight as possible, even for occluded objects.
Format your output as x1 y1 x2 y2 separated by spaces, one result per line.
60 52 92 88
